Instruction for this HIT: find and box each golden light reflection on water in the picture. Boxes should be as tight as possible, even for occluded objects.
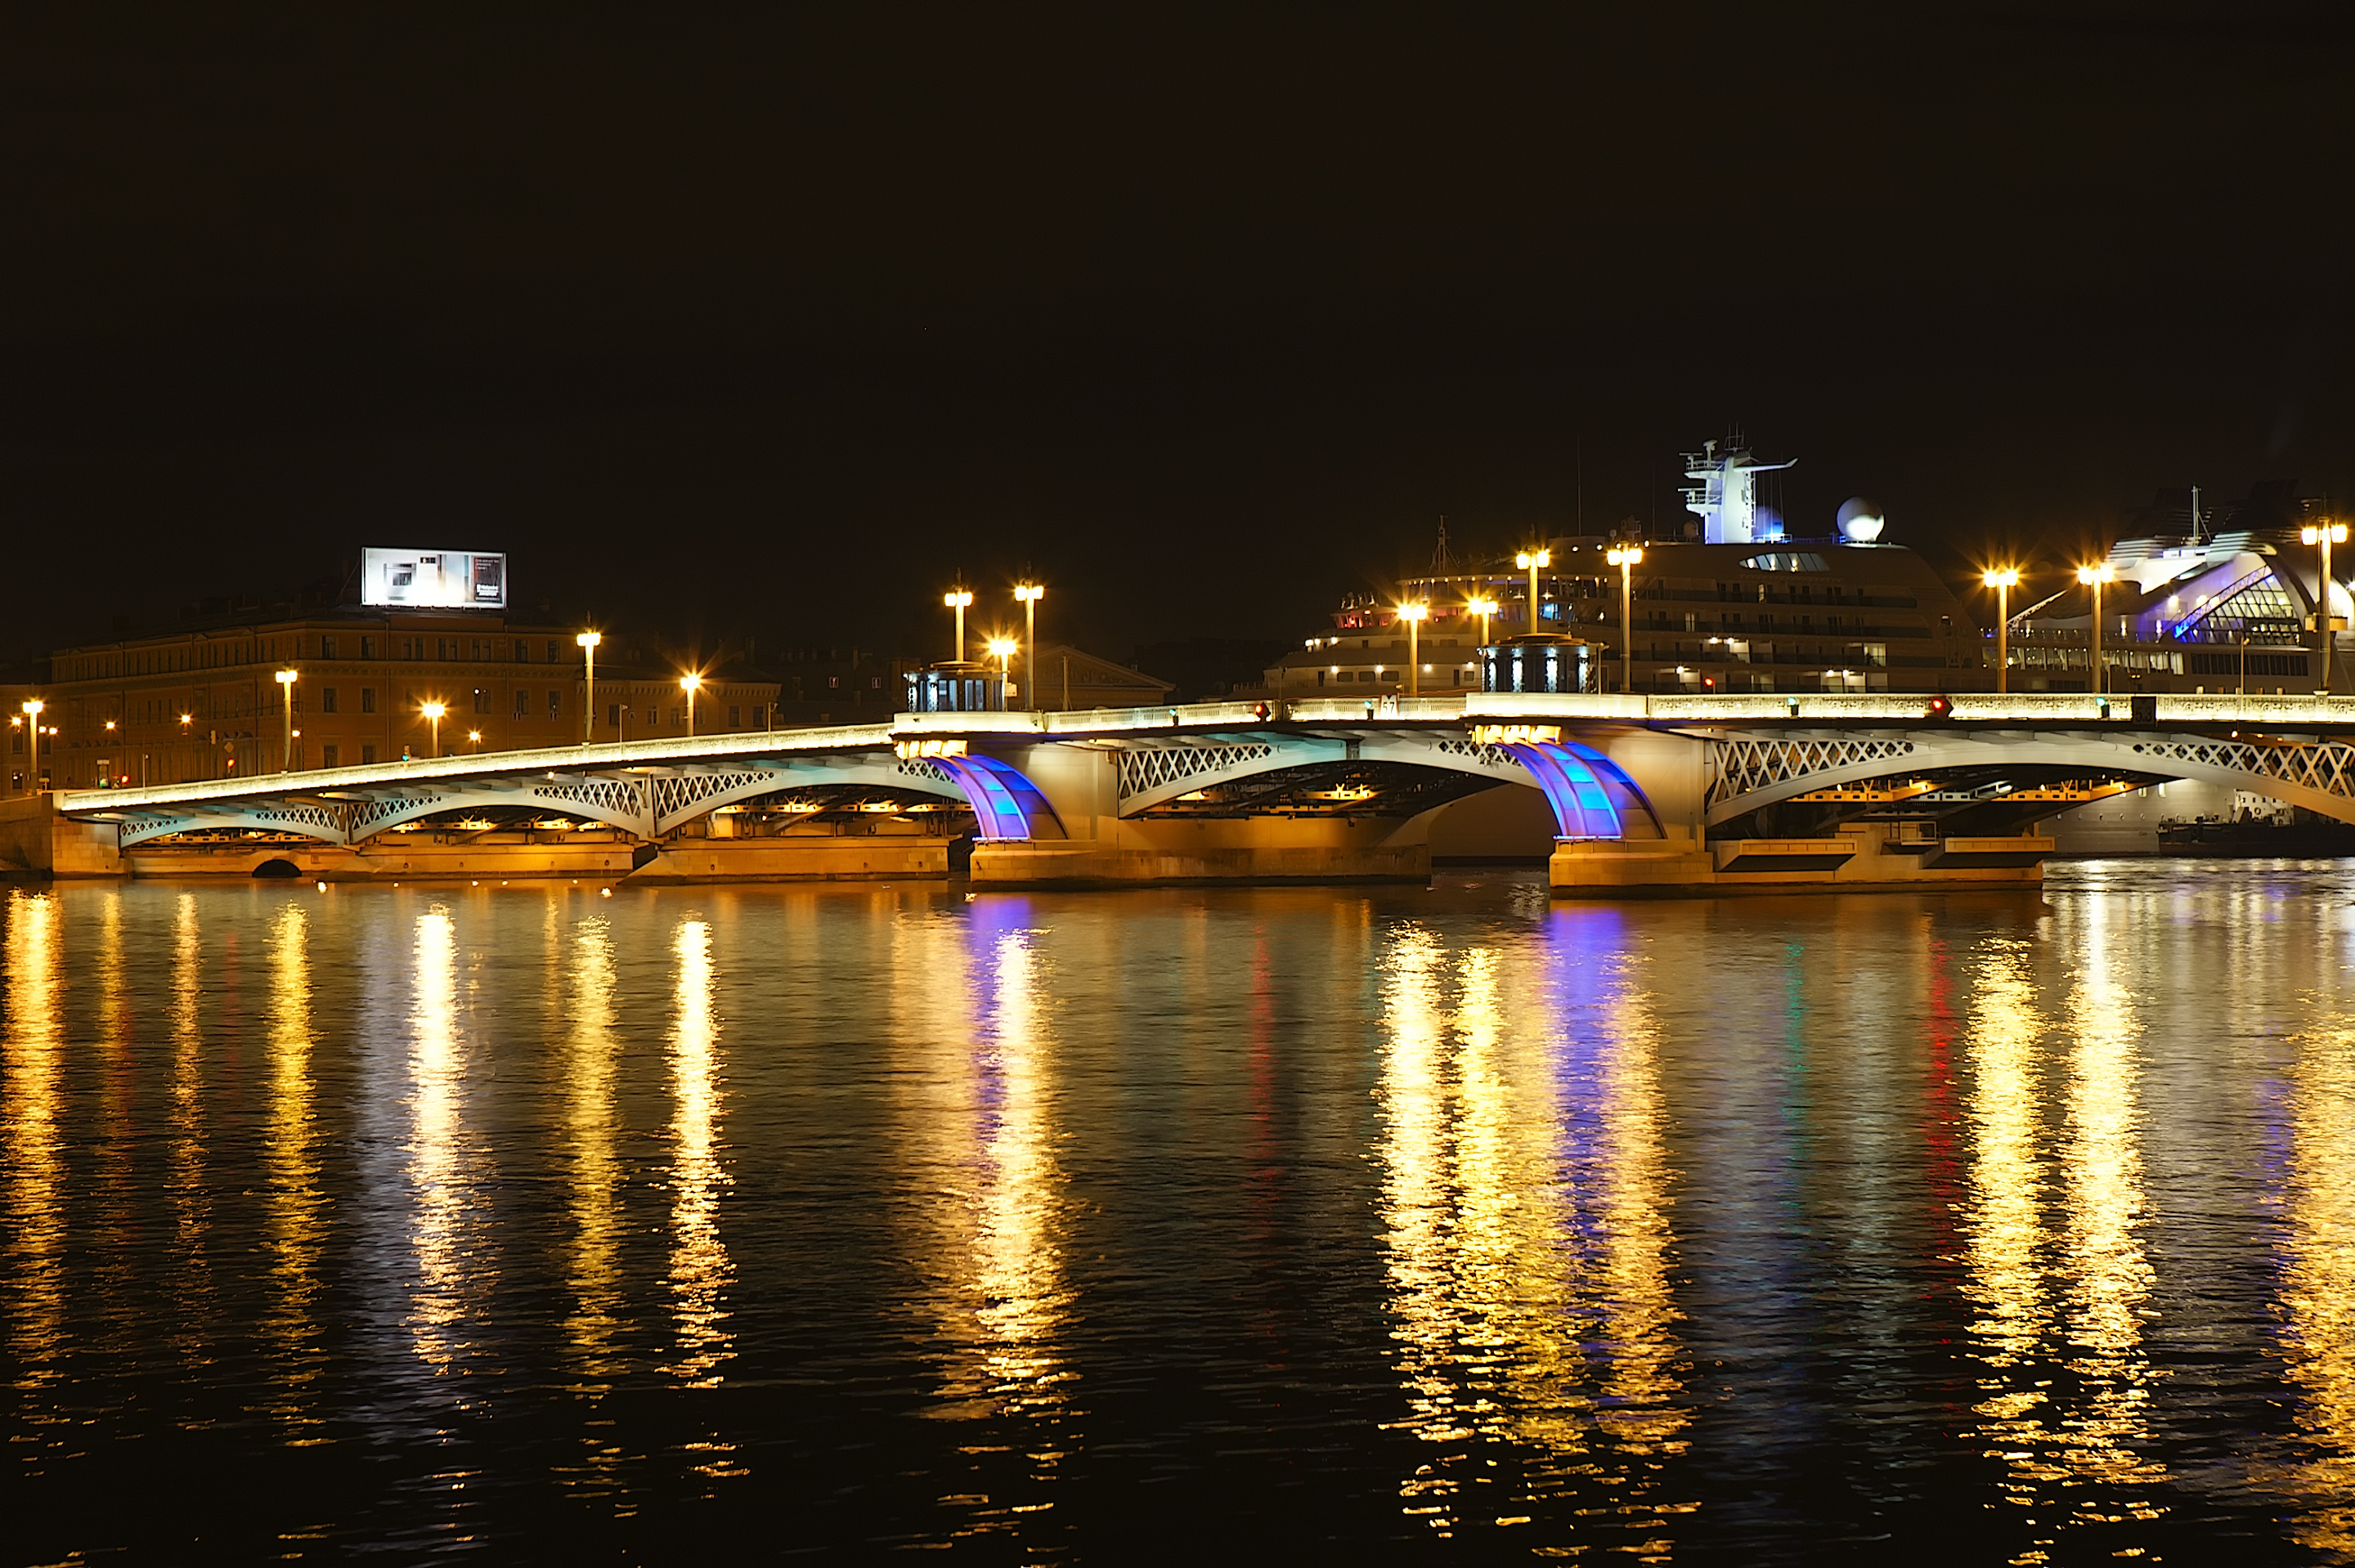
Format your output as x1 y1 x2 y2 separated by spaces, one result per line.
168 893 211 1343
667 916 734 1388
406 905 477 1374
1962 928 2164 1557
2272 1012 2355 1557
1375 925 1688 1544
2 889 65 1388
566 912 627 1386
264 902 327 1424
895 905 1074 1539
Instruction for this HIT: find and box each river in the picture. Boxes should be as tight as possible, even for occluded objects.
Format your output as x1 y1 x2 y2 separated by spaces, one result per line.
6 865 2354 1562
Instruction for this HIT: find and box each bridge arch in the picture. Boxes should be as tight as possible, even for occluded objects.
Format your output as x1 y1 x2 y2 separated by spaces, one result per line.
1702 729 2355 827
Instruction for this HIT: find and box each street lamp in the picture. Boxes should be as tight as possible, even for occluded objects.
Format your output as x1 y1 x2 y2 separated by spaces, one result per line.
680 670 703 736
1514 548 1552 629
1606 544 1644 695
466 729 482 754
2303 520 2348 696
1014 584 1045 710
2077 562 2116 696
576 631 602 744
1396 603 1429 697
18 700 41 795
420 700 446 759
275 669 298 773
1981 567 2020 694
944 589 974 663
986 637 1016 710
1467 595 1498 647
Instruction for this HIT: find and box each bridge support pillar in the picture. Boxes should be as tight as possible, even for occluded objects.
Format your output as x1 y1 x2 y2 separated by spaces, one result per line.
1551 821 2052 897
0 794 123 878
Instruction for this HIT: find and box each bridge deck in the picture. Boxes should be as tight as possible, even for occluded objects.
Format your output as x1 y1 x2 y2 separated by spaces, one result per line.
55 689 2355 817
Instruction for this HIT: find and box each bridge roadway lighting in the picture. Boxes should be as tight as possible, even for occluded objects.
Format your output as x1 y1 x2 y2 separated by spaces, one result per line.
576 631 602 745
1981 567 2021 694
1014 585 1045 709
1515 549 1551 629
2302 521 2348 696
680 670 703 736
1397 603 1429 697
274 670 298 773
944 589 974 663
2076 562 2115 696
18 700 40 795
420 700 446 759
1607 545 1644 695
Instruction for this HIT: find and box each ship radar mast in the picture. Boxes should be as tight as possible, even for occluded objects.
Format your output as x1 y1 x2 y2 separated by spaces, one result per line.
1681 437 1797 544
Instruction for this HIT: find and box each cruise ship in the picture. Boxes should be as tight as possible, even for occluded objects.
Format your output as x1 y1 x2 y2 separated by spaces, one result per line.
1256 441 1980 698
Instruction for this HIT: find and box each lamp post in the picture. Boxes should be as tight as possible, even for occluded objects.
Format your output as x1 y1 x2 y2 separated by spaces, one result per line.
680 670 702 736
1397 603 1429 698
1014 584 1045 709
576 631 601 744
944 589 974 663
1514 548 1551 630
2077 562 2115 696
18 700 40 795
1606 544 1644 695
274 669 298 773
1467 596 1497 647
985 637 1016 711
2302 520 2348 696
420 700 446 759
466 729 482 755
1981 567 2020 694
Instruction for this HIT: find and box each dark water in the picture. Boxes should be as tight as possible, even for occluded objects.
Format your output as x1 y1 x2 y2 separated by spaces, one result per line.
6 865 2355 1563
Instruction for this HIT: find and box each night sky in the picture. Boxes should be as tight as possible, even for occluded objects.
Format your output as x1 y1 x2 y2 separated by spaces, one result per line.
6 6 2351 669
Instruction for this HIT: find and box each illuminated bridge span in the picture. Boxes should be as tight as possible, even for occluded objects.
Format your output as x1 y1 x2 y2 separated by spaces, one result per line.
30 691 2355 893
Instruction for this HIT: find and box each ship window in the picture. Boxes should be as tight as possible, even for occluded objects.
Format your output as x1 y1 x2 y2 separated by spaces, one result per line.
1740 552 1830 572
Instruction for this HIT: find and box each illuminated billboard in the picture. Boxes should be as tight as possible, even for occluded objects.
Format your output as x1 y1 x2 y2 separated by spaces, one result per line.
360 549 507 611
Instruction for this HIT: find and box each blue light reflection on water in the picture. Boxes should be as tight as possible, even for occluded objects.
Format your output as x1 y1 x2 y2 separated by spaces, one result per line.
4 865 2355 1561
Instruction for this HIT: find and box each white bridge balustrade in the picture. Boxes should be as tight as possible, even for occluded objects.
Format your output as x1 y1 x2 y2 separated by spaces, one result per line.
27 691 2355 892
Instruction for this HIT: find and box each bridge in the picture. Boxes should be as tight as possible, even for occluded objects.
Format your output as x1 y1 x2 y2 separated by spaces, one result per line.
12 691 2355 892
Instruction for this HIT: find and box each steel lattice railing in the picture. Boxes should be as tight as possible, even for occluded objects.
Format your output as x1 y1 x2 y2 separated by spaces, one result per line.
1115 744 1276 802
1707 737 1918 809
2128 739 2355 799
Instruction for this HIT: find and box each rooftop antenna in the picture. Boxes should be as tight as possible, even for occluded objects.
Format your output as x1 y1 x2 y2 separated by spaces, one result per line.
2190 483 2203 544
1431 515 1455 576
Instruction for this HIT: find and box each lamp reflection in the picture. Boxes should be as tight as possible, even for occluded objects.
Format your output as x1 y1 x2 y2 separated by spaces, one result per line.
2273 1015 2355 1554
1962 929 2164 1545
168 892 212 1346
2 889 65 1387
566 912 627 1386
265 902 326 1423
407 906 475 1374
1375 917 1688 1543
667 916 734 1388
898 901 1074 1542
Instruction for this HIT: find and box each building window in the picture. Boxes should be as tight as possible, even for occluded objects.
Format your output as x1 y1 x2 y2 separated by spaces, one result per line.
870 676 881 689
321 635 339 659
360 688 377 714
671 707 683 728
473 638 491 660
608 702 620 728
546 641 561 661
473 688 490 714
548 691 561 721
515 639 531 662
514 689 529 719
360 635 375 660
322 688 339 714
322 744 339 768
361 743 378 764
828 675 840 689
728 705 740 728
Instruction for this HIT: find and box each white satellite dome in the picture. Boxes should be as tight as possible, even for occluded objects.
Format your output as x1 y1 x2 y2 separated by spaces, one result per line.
1836 496 1886 543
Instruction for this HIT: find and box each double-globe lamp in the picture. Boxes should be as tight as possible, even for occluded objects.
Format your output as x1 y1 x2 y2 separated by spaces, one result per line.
2303 521 2349 697
2077 562 2116 696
